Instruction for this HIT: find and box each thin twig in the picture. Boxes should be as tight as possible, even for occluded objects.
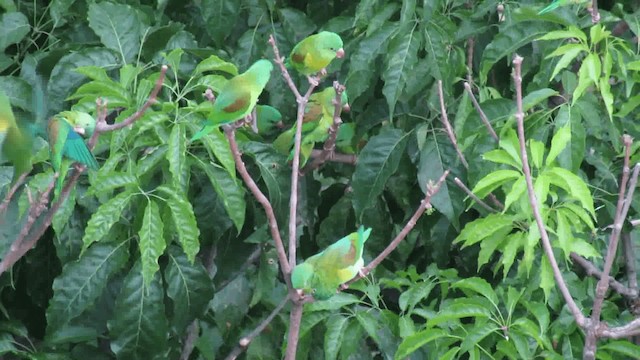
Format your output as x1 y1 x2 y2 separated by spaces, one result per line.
302 81 346 174
590 0 600 24
345 170 450 287
631 219 640 227
0 172 29 216
437 80 468 169
512 55 586 329
224 294 291 360
285 302 304 360
453 177 498 213
466 37 475 85
309 150 356 165
601 317 640 339
623 232 639 294
224 127 290 276
463 82 498 142
570 253 637 299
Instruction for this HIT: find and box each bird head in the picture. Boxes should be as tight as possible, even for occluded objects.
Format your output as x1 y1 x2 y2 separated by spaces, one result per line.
318 31 344 59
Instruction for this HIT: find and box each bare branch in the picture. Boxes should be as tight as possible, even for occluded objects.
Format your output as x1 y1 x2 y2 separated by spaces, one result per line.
0 172 29 216
601 317 640 339
631 219 640 227
285 302 304 360
622 232 638 294
463 82 498 142
268 35 302 100
225 295 290 360
570 253 638 299
224 126 290 276
512 55 587 328
309 150 356 165
590 0 600 24
453 177 499 213
466 37 475 85
437 80 469 169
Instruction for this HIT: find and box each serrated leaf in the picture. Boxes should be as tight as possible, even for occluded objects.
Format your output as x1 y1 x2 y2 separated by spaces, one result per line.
503 176 526 212
305 293 360 312
599 340 640 357
530 140 544 169
201 0 241 45
52 187 76 236
455 213 515 247
561 203 594 230
165 246 214 331
537 27 587 42
428 300 492 327
459 322 497 354
573 53 595 103
522 88 559 112
200 126 236 179
501 232 525 278
556 210 572 258
324 315 349 360
471 169 521 198
139 200 165 287
194 55 238 76
87 2 148 63
570 238 600 259
46 242 129 334
82 191 134 251
478 227 508 269
394 328 447 360
196 161 245 232
546 125 571 166
482 149 521 169
0 12 30 51
539 256 553 303
599 77 613 122
168 124 188 192
399 281 436 313
382 25 420 119
418 135 457 228
108 261 168 359
547 44 585 81
352 127 410 220
452 277 498 305
88 171 137 195
159 187 200 262
548 167 595 217
242 142 291 213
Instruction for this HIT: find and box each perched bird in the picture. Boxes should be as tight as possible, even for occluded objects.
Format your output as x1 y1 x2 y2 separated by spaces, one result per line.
255 105 283 135
538 0 590 14
0 90 34 184
47 111 99 193
291 226 372 300
191 59 274 141
273 87 349 159
287 31 345 82
335 122 356 154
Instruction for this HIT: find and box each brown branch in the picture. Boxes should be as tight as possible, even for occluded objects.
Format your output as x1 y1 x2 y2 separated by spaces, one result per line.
623 232 638 294
437 80 469 169
225 294 290 360
512 55 587 329
268 35 302 100
453 177 499 213
224 127 290 276
466 37 475 85
631 219 640 227
344 170 450 287
285 302 304 360
570 253 637 299
309 150 356 165
463 82 498 142
0 172 29 216
590 0 600 24
302 81 346 174
585 140 638 358
601 317 640 339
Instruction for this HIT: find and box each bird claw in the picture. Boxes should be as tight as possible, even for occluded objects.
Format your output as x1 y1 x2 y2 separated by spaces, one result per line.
319 68 328 77
339 283 350 291
307 76 320 87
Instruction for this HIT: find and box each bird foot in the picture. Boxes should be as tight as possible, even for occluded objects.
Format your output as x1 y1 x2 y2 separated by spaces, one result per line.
358 269 367 277
339 283 350 291
319 68 328 77
307 76 320 87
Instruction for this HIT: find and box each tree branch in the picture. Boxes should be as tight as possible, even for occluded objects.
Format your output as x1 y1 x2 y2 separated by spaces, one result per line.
512 55 586 329
590 0 600 24
309 150 356 165
463 82 498 142
453 177 499 213
285 302 304 360
0 172 29 216
570 253 637 299
225 294 291 360
437 80 468 169
622 233 638 294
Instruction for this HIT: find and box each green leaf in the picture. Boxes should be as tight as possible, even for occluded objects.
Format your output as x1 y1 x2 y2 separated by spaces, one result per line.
522 88 559 112
46 243 129 334
482 149 521 169
529 140 544 169
87 171 137 196
454 213 515 248
0 12 30 51
599 340 640 357
547 44 585 81
352 127 410 220
194 55 238 76
470 169 521 198
87 2 148 63
539 256 554 303
200 0 241 45
139 200 165 287
242 142 291 213
561 203 594 230
501 232 525 278
573 53 595 103
108 261 168 359
168 123 188 192
305 293 360 312
428 299 492 327
417 135 457 228
394 328 447 360
382 25 420 119
196 161 245 232
477 227 508 269
159 187 200 262
459 322 497 354
52 187 76 236
503 176 526 212
480 21 550 82
200 126 236 179
82 191 134 251
570 238 600 259
537 27 587 42
324 315 349 360
548 167 595 217
555 210 572 258
279 7 316 40
546 125 571 166
165 246 214 331
452 277 499 305
399 281 436 313
599 77 614 122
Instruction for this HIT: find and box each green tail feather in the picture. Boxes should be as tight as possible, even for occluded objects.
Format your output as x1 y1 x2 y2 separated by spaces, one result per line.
538 1 560 14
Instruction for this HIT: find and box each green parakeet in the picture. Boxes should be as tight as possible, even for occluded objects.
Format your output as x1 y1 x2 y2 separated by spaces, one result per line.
335 122 355 154
47 111 99 193
539 0 590 14
255 105 283 135
273 87 349 160
191 59 274 141
0 90 34 184
291 226 371 300
287 31 345 76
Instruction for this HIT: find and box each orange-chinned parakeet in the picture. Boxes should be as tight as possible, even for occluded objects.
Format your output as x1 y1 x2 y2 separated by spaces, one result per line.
0 90 34 184
291 226 372 300
539 0 590 14
287 31 345 76
190 59 274 141
47 111 99 193
255 105 283 135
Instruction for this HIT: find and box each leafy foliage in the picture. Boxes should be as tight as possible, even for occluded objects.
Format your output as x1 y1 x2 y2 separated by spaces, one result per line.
0 0 639 359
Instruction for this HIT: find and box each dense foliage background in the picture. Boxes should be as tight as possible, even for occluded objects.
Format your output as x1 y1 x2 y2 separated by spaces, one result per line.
1 0 640 359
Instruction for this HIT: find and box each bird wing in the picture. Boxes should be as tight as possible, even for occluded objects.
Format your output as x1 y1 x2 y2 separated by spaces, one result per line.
59 120 99 170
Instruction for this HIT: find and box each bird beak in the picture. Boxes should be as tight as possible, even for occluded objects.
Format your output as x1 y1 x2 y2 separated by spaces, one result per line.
342 103 350 113
336 48 345 58
73 127 86 135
